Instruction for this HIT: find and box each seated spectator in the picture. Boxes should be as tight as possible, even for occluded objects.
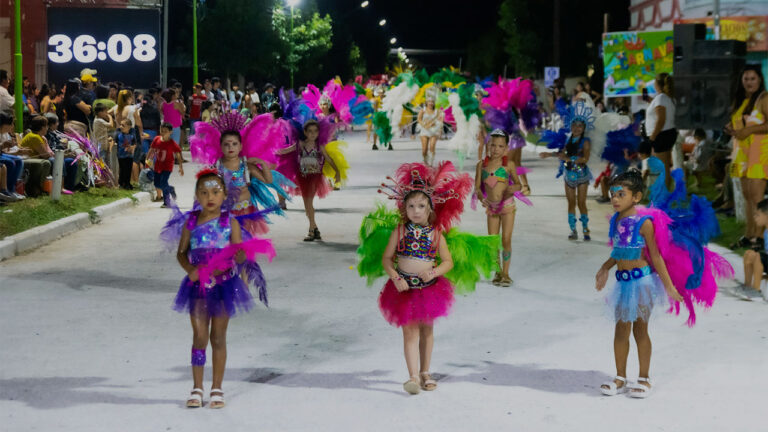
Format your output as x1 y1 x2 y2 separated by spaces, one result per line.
738 198 768 301
1 113 49 197
686 129 714 192
0 112 26 200
21 115 75 193
45 113 81 191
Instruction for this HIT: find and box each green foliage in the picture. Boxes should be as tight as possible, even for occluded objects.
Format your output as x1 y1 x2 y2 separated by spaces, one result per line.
498 0 541 76
349 42 367 78
198 0 278 77
0 188 136 238
272 6 334 84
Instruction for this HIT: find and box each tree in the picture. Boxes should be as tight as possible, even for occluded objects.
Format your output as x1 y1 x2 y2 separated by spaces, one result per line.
348 42 366 78
272 5 333 86
197 0 279 79
497 0 541 77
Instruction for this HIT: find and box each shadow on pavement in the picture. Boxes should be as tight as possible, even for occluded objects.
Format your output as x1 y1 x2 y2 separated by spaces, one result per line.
0 376 176 408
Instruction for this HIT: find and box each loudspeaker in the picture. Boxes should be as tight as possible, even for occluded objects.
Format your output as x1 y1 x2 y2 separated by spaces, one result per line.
675 75 736 129
674 23 706 75
693 39 747 58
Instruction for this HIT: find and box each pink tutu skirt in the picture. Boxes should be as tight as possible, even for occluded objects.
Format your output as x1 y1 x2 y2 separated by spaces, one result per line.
231 204 270 236
295 173 332 199
378 276 454 327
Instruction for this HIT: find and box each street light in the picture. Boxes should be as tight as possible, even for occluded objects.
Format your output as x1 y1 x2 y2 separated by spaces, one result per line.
287 0 300 6
379 19 386 26
389 37 397 44
361 1 369 7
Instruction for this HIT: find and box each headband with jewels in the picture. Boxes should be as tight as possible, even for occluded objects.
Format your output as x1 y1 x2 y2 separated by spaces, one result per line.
489 128 508 138
195 167 222 180
377 161 473 231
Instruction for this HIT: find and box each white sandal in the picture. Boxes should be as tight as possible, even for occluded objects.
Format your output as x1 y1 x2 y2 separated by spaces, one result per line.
420 372 437 391
403 376 421 395
629 377 652 398
186 388 203 408
209 389 225 409
600 376 628 396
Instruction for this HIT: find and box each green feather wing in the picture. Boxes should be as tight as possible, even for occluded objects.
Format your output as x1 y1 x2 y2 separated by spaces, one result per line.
356 204 401 286
444 229 501 295
373 112 393 144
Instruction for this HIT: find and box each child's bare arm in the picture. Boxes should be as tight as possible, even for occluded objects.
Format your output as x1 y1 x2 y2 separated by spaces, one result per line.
177 227 197 280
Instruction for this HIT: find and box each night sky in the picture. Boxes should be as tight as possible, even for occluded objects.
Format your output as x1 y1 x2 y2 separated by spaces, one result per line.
169 0 631 83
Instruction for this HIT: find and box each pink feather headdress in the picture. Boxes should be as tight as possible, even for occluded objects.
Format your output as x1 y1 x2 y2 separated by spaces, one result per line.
378 161 472 231
190 111 283 166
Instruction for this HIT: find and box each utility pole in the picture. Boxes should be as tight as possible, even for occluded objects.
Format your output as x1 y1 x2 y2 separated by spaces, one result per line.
192 0 198 84
162 0 169 87
553 0 561 67
13 0 23 133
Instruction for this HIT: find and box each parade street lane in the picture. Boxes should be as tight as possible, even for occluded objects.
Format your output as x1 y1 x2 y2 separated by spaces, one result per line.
1 131 765 431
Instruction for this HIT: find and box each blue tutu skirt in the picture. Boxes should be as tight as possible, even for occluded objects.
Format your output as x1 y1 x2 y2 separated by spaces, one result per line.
606 272 668 322
173 273 255 318
564 165 592 188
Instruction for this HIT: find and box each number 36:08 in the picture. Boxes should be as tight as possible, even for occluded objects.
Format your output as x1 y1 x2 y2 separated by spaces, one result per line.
48 34 157 63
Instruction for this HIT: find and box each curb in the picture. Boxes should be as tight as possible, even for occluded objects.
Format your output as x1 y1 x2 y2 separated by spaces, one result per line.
0 192 150 262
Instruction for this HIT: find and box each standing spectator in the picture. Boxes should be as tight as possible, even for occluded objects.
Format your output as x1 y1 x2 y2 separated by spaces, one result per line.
261 83 276 109
63 79 91 134
139 92 161 164
228 84 243 106
108 82 119 104
147 122 184 206
79 69 98 106
211 77 225 102
188 83 207 135
113 89 143 139
93 85 116 111
0 70 14 114
203 79 214 101
246 84 260 111
115 119 138 189
161 89 185 145
39 85 59 114
644 73 678 188
727 65 768 250
92 103 115 167
23 83 39 114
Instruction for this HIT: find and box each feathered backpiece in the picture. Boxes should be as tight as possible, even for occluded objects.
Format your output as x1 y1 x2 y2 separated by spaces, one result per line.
378 161 472 231
482 77 533 112
565 101 596 130
191 111 281 166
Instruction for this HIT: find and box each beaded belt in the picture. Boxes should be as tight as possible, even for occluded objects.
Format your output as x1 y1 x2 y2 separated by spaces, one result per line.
202 268 237 289
615 266 652 282
397 270 437 289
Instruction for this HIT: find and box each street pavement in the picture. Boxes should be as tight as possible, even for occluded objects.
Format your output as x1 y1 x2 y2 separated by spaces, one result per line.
1 130 765 431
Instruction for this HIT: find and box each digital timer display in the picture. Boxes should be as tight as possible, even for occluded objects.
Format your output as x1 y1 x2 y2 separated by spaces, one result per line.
47 8 161 88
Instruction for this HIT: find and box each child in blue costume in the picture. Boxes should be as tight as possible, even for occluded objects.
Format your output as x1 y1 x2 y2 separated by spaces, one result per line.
539 102 595 240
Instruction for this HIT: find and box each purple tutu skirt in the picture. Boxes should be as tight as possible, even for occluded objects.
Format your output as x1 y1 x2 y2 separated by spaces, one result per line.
173 273 255 318
378 276 454 327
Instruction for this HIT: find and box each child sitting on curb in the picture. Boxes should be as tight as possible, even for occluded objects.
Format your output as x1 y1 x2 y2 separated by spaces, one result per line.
737 198 768 302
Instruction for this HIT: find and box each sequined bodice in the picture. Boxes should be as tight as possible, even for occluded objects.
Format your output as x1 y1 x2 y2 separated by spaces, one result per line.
397 223 437 262
299 144 323 175
186 212 232 265
610 213 650 260
220 161 247 187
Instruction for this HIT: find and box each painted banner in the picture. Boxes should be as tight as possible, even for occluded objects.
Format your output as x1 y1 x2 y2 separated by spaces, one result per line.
603 30 674 97
676 16 768 52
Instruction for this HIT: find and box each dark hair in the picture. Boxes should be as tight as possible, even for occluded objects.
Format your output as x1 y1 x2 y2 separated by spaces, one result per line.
160 122 173 132
303 119 319 132
268 102 283 119
201 100 213 111
637 140 652 156
220 130 241 144
655 73 674 98
29 115 48 133
0 69 8 82
94 84 110 99
44 112 58 126
64 79 81 101
610 169 645 195
212 77 221 84
195 172 227 192
39 84 51 99
731 65 766 116
161 89 175 103
693 129 706 140
757 198 768 214
0 112 13 126
93 103 107 114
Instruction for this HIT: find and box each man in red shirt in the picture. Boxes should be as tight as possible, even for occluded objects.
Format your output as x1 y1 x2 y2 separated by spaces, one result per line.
189 83 207 135
147 122 184 206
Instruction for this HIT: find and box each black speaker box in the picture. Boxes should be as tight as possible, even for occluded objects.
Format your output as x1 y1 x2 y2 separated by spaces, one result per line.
693 39 747 58
673 23 706 75
675 75 736 129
